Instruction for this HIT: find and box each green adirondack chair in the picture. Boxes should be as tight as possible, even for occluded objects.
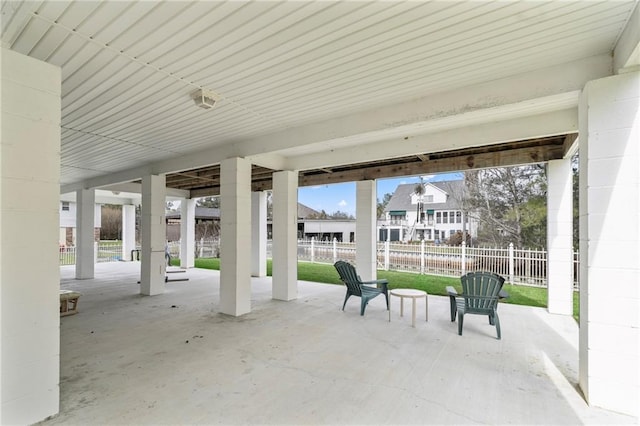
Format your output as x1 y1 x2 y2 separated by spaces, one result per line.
334 261 389 316
448 271 506 339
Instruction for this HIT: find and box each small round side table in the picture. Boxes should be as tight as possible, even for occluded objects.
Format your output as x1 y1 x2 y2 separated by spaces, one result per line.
389 288 428 327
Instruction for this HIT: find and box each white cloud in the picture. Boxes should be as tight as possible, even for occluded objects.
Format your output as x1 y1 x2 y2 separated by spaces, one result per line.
338 200 347 207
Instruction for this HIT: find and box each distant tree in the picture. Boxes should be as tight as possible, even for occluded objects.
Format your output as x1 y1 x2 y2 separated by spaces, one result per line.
413 179 426 224
330 210 354 220
377 193 392 218
465 165 547 248
196 196 219 208
100 204 122 240
307 210 329 219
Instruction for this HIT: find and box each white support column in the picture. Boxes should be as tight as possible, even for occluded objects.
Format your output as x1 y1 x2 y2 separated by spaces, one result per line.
220 158 252 316
140 175 166 296
272 170 298 301
122 204 136 261
180 198 195 268
251 191 267 277
0 48 61 425
547 158 574 315
578 71 639 417
75 188 95 279
356 180 377 281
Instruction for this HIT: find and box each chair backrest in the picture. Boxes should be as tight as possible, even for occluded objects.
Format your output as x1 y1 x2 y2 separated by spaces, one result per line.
334 261 362 296
460 271 505 312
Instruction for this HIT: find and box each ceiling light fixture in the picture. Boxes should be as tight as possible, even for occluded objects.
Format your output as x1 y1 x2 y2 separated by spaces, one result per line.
191 89 218 110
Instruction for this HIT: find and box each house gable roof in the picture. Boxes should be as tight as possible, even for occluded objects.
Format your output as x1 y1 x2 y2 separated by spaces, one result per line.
385 180 465 213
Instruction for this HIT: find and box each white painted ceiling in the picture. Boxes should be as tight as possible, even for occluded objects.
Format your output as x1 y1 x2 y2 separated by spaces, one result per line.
1 0 638 189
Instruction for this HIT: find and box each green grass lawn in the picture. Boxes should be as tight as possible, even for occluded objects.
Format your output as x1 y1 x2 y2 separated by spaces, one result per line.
178 258 579 320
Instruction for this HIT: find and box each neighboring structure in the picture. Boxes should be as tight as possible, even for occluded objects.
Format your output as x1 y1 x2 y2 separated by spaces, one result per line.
380 180 477 243
166 207 220 241
166 203 355 242
59 201 102 246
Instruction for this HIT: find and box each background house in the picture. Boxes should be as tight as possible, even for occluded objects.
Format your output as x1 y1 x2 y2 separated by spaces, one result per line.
380 181 477 243
59 201 102 246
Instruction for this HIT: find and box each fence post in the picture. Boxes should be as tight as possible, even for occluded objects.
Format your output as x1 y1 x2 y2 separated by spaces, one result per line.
420 239 425 274
384 241 390 271
311 237 315 263
508 242 515 284
461 241 466 275
199 237 204 258
332 238 337 264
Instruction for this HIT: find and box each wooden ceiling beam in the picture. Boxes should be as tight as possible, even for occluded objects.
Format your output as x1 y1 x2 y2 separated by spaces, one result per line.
298 143 564 187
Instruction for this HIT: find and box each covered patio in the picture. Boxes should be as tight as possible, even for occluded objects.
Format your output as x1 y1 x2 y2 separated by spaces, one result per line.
48 262 633 425
2 1 639 423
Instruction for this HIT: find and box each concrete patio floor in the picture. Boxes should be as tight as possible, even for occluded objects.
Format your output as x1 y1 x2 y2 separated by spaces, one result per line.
44 262 636 425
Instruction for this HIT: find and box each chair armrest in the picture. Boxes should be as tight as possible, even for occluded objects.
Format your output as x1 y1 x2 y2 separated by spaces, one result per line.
362 279 388 285
361 279 388 291
446 286 458 296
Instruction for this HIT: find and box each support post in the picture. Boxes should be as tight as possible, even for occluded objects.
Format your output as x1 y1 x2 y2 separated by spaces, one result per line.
220 157 252 315
547 158 574 315
122 204 136 261
140 174 166 296
272 170 298 301
0 48 61 424
251 191 267 277
76 188 95 279
356 180 377 281
578 71 639 417
180 198 195 268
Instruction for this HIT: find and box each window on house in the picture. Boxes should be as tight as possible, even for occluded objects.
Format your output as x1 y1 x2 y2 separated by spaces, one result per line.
436 212 441 224
456 211 462 223
61 201 69 211
443 211 448 223
424 195 433 203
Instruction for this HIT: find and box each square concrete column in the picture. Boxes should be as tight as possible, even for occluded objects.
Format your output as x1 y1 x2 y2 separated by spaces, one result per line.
180 198 195 268
272 170 298 301
220 158 252 316
1 48 61 425
75 188 95 279
122 204 136 261
356 180 377 281
547 158 573 315
578 71 639 417
140 174 166 296
251 191 267 277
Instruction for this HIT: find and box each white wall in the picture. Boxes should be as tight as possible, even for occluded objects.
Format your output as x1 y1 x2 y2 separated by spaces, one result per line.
59 202 102 229
1 48 61 424
579 71 639 417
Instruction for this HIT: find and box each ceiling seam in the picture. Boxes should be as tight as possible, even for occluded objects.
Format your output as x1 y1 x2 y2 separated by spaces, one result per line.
27 9 289 129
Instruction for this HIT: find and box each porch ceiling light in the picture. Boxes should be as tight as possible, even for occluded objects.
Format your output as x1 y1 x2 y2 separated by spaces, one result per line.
191 89 218 110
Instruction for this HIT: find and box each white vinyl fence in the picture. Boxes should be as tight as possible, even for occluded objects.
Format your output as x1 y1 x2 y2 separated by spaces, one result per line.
61 239 580 289
295 238 579 290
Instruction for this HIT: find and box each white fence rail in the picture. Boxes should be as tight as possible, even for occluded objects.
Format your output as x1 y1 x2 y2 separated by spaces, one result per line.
61 239 580 289
59 241 124 265
295 238 579 289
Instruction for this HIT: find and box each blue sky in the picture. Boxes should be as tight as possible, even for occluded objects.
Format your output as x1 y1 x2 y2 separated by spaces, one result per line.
298 172 463 217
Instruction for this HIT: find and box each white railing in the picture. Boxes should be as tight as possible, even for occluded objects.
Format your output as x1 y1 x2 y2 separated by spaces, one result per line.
61 238 580 289
296 238 579 290
59 241 124 265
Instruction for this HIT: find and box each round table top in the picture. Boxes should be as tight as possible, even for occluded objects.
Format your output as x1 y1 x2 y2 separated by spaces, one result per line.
389 288 427 298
